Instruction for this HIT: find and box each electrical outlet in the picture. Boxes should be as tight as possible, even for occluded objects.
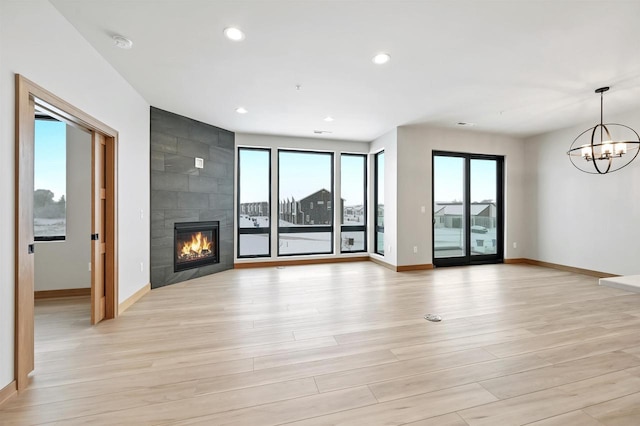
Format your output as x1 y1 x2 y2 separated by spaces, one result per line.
421 206 425 213
513 242 517 249
387 245 392 253
413 246 418 253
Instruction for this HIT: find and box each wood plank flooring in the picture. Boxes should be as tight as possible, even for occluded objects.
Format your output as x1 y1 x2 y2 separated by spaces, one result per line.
2 262 640 425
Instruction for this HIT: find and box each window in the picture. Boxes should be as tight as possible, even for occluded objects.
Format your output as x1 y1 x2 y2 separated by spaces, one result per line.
327 201 332 210
341 154 367 253
237 148 271 257
34 117 67 241
375 151 385 255
278 150 333 255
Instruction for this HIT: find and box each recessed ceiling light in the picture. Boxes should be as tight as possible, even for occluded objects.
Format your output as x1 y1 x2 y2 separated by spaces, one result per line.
224 27 245 41
112 35 133 49
372 53 391 65
235 107 248 114
324 116 334 122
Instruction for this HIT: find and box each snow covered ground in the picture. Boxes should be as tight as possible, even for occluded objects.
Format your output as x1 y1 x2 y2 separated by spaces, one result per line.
239 216 365 255
239 215 269 228
434 227 498 256
238 234 270 256
278 232 332 254
239 216 496 257
34 218 66 237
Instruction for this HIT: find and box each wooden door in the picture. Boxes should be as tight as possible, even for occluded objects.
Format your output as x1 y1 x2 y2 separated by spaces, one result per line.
15 88 36 387
91 131 106 324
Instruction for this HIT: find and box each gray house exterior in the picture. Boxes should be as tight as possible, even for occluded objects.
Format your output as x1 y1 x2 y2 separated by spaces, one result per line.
277 189 344 225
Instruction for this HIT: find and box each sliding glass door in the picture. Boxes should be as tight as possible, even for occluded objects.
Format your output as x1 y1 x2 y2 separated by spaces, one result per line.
433 151 504 266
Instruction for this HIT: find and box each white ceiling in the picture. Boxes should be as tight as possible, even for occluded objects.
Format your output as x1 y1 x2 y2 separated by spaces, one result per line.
51 0 640 142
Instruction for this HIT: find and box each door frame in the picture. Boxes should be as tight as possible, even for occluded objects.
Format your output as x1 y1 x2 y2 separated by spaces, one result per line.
14 74 119 390
432 150 504 267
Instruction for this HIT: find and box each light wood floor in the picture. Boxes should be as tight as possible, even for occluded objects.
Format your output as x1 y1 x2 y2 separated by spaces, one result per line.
3 262 640 425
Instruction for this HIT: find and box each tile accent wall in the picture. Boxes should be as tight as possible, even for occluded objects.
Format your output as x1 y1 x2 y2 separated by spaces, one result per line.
150 107 234 288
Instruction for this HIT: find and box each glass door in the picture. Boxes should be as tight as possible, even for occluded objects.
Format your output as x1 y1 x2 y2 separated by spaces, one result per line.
433 155 466 260
433 152 503 267
470 158 499 258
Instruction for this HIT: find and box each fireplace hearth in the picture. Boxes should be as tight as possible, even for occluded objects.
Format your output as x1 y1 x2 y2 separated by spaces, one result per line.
174 221 219 272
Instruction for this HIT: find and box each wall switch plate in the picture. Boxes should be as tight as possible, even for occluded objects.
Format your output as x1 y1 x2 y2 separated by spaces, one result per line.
140 209 144 220
140 262 144 272
421 206 426 213
513 242 517 249
413 246 418 253
195 157 204 169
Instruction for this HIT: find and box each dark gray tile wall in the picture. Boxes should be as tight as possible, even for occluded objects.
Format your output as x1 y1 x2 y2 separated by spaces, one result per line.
150 107 235 288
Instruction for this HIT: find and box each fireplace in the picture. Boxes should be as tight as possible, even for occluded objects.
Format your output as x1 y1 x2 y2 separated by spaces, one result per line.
174 221 220 272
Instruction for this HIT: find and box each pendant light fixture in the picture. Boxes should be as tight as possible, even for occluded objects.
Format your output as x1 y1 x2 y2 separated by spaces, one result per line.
567 87 640 174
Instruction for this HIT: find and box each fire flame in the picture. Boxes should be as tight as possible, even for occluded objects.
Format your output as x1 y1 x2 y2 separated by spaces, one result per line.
180 232 212 257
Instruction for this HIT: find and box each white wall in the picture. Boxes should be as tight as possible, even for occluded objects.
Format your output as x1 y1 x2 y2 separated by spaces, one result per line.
35 125 91 291
369 129 398 266
396 125 527 266
524 108 640 275
0 0 150 389
235 133 369 262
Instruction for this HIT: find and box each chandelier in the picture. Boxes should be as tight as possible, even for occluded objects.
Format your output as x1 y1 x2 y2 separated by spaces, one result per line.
567 87 640 174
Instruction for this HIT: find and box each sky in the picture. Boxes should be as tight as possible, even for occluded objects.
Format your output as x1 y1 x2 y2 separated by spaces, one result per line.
376 152 384 204
239 150 367 207
340 154 365 205
34 119 66 200
279 151 332 201
239 149 270 203
434 156 496 203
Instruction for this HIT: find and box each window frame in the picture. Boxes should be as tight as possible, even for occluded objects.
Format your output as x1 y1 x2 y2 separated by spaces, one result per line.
374 150 384 255
237 147 272 258
277 149 334 256
34 115 67 242
340 153 367 254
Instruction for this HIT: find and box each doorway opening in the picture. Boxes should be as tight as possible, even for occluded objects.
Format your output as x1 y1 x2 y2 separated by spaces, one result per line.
432 151 504 267
33 113 92 294
15 74 119 390
33 113 93 347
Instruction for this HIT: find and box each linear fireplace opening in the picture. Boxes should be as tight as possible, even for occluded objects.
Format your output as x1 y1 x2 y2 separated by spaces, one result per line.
174 221 220 272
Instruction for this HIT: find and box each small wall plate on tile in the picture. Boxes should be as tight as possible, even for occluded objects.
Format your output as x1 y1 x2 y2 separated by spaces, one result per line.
424 313 442 322
195 157 204 169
